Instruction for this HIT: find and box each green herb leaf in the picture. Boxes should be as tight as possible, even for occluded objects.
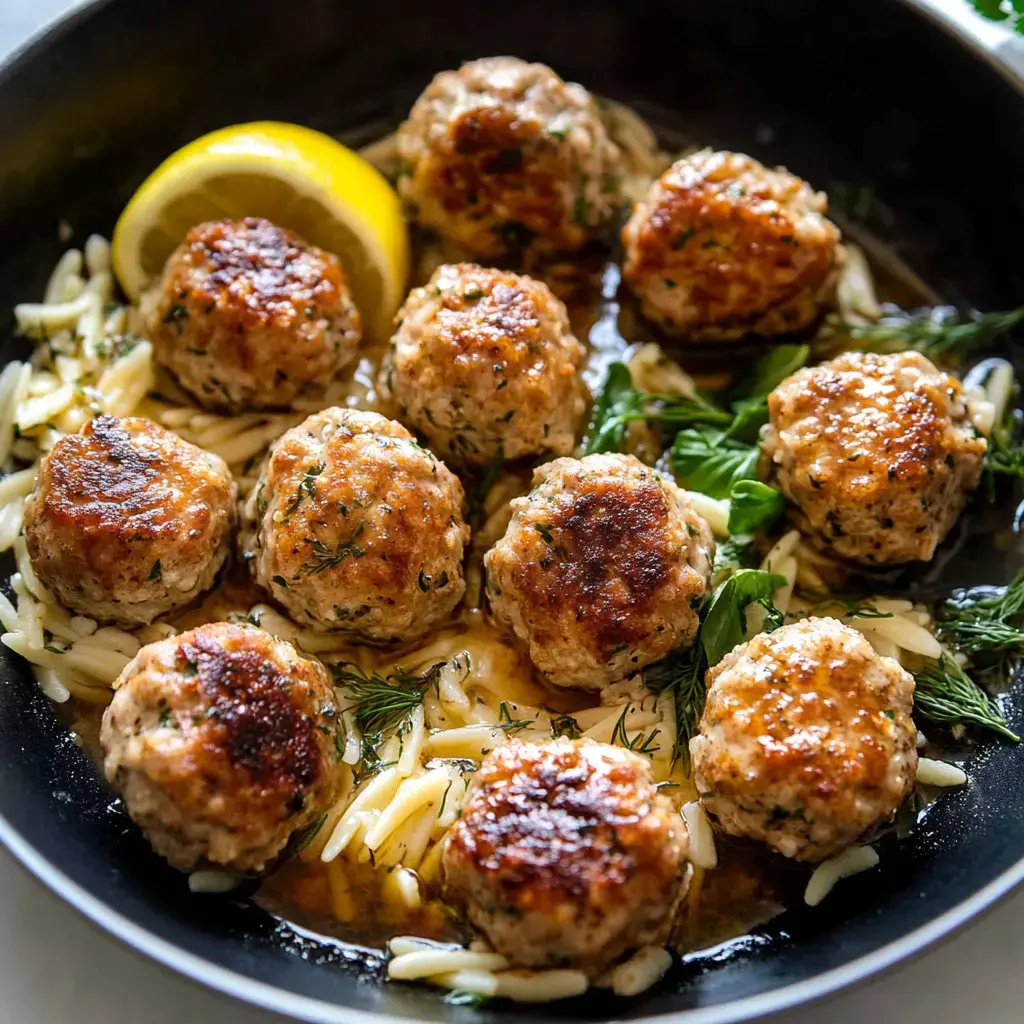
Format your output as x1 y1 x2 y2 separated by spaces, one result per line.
670 428 760 499
938 571 1024 682
332 661 450 745
984 405 1024 485
702 569 785 666
727 480 787 535
583 362 730 456
914 654 1019 742
733 344 810 398
644 644 707 773
148 559 163 582
846 305 1024 360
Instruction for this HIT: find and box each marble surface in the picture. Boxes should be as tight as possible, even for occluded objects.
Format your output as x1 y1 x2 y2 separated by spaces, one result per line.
0 1 1022 1021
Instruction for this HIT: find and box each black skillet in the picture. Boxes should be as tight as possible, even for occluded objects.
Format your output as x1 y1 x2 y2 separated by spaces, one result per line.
2 0 1024 1021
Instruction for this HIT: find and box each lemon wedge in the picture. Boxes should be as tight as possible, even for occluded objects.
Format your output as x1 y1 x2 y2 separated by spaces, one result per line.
112 121 409 341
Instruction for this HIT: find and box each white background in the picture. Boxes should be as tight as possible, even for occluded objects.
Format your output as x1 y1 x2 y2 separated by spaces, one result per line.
1 1 1023 1021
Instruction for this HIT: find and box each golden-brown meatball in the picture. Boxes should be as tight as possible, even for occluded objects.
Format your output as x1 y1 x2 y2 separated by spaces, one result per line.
762 351 986 565
100 622 343 873
141 218 361 412
691 617 918 863
622 150 843 341
23 415 236 625
240 408 469 643
443 737 688 973
396 57 623 258
379 263 585 465
484 454 714 688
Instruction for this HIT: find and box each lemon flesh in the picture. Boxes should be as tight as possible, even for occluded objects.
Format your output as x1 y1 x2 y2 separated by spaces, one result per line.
112 121 409 342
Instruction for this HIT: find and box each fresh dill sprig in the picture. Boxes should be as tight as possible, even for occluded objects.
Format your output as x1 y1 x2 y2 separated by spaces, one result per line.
938 571 1024 681
914 655 1019 742
496 701 534 735
984 406 1024 486
610 703 661 756
643 645 706 773
846 305 1024 360
331 661 443 739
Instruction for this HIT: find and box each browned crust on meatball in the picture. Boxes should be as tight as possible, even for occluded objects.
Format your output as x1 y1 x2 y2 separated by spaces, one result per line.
397 57 622 257
763 351 986 564
485 454 713 687
380 262 585 464
143 218 361 412
622 150 842 341
692 618 918 862
102 622 342 872
23 415 236 624
241 409 469 641
443 738 686 971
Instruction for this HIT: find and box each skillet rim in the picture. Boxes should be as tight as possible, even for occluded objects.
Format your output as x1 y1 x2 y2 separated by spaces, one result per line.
0 0 1023 1021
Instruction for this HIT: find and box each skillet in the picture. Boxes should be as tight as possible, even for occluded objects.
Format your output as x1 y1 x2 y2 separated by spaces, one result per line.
1 1 1024 1021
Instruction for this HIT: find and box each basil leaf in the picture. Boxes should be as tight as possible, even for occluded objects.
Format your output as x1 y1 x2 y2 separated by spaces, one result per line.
735 344 810 397
584 362 641 455
671 428 760 499
727 480 787 534
702 569 785 666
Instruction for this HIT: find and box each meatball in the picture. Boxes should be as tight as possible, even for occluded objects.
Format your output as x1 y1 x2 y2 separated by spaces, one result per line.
101 622 342 872
240 408 469 642
443 737 688 973
396 56 623 258
691 617 918 863
485 454 714 688
379 263 586 465
621 150 843 341
141 217 361 412
762 350 986 565
23 415 236 625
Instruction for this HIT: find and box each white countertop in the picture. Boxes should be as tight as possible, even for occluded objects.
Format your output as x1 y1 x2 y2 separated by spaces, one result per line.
1 1 1023 1021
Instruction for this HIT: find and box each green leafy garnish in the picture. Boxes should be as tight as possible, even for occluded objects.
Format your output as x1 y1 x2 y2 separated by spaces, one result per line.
939 571 1024 681
984 405 1024 485
670 428 760 499
846 305 1024 360
644 567 785 770
727 480 787 535
148 560 162 582
644 644 707 773
702 569 785 667
331 661 445 740
583 362 730 455
914 655 1019 742
610 703 661 756
966 0 1024 34
732 344 810 399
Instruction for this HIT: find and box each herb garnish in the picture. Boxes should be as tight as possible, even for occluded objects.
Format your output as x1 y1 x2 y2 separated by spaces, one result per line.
285 461 325 517
939 571 1024 682
303 523 367 574
644 568 785 770
846 305 1024 360
914 655 1019 742
583 362 730 456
